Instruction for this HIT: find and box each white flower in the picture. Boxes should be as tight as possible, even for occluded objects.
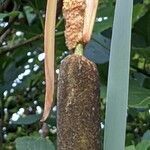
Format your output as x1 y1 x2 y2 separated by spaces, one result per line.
33 64 39 71
4 108 8 113
36 106 42 114
23 69 31 76
10 88 14 93
101 122 104 129
11 113 20 121
50 126 57 134
56 69 60 74
27 52 31 56
39 129 43 134
52 106 57 112
12 82 17 87
3 134 7 139
28 58 34 63
33 101 38 105
18 108 25 116
38 53 45 61
3 91 8 97
16 31 23 36
2 127 6 131
24 65 30 69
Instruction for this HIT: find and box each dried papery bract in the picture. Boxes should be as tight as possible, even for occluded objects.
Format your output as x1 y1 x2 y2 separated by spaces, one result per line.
63 0 86 50
83 0 99 43
41 0 57 122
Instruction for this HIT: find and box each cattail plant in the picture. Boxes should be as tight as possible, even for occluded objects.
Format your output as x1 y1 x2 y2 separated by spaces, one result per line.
57 0 100 149
42 0 100 149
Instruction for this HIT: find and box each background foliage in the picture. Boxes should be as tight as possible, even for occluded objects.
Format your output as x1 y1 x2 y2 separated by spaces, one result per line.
0 0 149 149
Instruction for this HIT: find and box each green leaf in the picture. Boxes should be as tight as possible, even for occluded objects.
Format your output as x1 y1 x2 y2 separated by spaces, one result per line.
15 136 55 150
0 11 20 19
142 130 150 140
128 80 150 109
132 4 148 24
0 13 9 19
12 114 41 125
125 145 136 150
132 47 150 58
23 6 36 25
84 33 110 64
47 111 56 127
94 5 114 33
133 11 150 45
94 3 149 33
136 140 150 150
104 0 133 150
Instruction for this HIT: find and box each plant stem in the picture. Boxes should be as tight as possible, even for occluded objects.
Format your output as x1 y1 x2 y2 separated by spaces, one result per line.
0 31 64 55
74 44 83 55
0 119 3 150
0 98 4 149
56 17 64 28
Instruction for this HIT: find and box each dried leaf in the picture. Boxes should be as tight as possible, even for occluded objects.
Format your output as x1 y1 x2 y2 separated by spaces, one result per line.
41 0 57 122
83 0 99 43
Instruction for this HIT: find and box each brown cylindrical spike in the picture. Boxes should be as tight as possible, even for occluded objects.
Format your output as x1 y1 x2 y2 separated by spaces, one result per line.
57 54 100 150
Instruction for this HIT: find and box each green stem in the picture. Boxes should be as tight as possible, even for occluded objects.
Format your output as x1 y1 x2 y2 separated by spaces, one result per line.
35 0 44 30
74 44 83 55
56 17 64 28
55 31 64 37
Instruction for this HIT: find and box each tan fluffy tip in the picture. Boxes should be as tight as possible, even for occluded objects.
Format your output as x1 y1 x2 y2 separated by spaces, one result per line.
63 0 86 50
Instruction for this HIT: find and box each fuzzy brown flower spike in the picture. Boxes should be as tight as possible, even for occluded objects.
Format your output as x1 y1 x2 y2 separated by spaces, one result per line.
63 0 98 50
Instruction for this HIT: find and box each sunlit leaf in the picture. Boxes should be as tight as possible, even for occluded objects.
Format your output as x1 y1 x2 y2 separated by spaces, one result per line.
15 137 55 150
12 114 41 125
104 0 133 150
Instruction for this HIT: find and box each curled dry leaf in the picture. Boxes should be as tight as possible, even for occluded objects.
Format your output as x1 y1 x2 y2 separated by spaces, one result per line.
82 0 99 43
41 0 57 122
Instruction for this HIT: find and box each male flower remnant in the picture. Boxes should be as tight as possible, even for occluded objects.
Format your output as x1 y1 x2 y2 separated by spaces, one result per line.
63 0 86 50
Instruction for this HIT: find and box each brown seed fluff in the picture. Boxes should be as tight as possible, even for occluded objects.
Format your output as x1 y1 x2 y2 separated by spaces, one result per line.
63 0 86 50
57 54 100 150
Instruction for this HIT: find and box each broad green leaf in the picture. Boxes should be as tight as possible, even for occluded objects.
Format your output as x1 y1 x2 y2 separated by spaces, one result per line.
94 3 149 34
47 111 56 127
23 6 36 25
128 80 150 109
104 0 133 150
142 130 150 140
100 77 150 108
0 11 20 19
13 23 42 38
0 13 9 19
132 47 150 58
132 4 148 24
131 33 147 47
15 136 55 150
133 12 150 45
144 0 150 5
12 114 40 125
125 145 136 150
136 140 150 150
28 0 46 10
94 5 114 33
84 33 110 64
